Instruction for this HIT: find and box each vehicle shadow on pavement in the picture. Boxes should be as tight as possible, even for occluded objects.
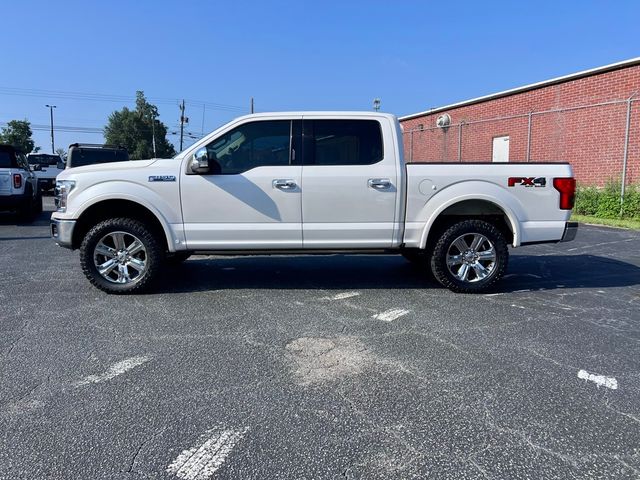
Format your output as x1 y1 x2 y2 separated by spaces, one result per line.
0 205 52 227
156 254 640 294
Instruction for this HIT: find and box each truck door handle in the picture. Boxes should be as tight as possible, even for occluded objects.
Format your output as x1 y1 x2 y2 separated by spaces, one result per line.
368 178 392 190
273 179 297 190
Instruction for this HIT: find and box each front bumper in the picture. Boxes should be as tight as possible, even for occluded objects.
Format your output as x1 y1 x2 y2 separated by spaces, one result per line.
560 221 579 242
51 218 76 249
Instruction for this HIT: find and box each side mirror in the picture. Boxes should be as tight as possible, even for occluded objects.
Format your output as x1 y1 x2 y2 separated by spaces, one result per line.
189 147 221 175
57 161 66 169
190 147 210 174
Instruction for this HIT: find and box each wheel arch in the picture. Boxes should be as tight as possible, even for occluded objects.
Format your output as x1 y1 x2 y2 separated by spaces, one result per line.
71 198 174 251
420 196 520 250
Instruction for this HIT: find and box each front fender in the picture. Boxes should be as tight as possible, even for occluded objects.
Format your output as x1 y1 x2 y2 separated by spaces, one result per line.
416 181 525 248
67 180 184 252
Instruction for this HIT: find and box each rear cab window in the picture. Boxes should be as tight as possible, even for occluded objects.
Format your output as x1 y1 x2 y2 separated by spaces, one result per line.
0 151 13 168
68 148 129 168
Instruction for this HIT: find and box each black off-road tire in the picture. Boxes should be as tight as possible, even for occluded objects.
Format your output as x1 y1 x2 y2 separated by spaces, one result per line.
80 217 164 294
430 219 508 293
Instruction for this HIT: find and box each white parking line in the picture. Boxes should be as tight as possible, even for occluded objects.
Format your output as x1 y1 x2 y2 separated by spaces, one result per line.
323 291 361 301
372 308 409 322
578 369 618 390
74 356 150 387
566 238 634 252
167 427 249 480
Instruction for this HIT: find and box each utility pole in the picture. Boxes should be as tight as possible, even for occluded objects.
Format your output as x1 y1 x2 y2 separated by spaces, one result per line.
45 104 57 153
179 99 187 151
151 112 157 157
250 97 254 114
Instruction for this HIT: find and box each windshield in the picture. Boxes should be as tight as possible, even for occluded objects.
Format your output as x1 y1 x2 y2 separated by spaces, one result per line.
28 154 60 166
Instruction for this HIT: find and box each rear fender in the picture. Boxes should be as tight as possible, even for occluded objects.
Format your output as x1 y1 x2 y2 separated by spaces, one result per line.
417 181 524 248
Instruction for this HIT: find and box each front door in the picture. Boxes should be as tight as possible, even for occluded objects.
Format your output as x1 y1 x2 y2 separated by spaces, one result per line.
181 118 303 250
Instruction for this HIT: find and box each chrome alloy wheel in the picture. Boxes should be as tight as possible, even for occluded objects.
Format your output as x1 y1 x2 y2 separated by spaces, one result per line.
446 233 497 283
93 231 148 284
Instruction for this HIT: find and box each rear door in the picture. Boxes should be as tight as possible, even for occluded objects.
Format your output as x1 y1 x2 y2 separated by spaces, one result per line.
300 117 398 248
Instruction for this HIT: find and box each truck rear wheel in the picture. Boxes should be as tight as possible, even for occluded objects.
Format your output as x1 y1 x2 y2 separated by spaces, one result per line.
79 218 164 294
430 219 508 293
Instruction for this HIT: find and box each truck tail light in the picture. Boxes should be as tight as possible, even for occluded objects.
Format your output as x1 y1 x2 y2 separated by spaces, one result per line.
13 173 22 189
553 177 576 210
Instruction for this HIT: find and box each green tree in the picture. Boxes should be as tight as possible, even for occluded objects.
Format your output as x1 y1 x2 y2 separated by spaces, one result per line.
0 120 38 153
104 91 176 159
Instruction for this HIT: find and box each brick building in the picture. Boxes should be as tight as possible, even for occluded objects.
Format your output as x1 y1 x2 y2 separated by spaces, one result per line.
399 58 640 186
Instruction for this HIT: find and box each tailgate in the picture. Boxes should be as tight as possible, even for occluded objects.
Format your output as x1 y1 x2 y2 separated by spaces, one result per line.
0 172 11 195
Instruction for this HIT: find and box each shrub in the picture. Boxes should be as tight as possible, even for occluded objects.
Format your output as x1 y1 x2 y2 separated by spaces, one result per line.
574 182 640 220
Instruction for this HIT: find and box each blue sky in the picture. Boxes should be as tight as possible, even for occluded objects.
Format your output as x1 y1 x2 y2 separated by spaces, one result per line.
1 0 639 153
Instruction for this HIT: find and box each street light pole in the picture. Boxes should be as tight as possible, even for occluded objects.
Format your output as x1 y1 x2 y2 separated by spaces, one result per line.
45 104 57 153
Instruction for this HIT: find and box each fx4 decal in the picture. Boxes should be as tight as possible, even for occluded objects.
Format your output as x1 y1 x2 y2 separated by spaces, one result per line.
508 177 546 188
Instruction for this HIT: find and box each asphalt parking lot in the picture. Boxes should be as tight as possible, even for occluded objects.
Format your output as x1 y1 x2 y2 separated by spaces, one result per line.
1 199 639 480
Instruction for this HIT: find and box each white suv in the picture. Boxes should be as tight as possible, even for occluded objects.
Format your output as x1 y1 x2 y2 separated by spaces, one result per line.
0 145 41 219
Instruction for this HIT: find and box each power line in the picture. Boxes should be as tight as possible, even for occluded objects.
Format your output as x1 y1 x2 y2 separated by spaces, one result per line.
0 87 245 112
1 121 205 139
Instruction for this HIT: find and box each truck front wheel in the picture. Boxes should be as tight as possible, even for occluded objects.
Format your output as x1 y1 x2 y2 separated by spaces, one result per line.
79 218 164 294
430 219 508 293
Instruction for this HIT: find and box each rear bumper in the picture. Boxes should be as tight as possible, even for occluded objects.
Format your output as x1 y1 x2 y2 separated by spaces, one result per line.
560 221 579 242
51 218 76 249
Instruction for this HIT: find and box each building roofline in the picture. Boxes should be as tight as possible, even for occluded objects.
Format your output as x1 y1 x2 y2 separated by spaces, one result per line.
399 57 640 121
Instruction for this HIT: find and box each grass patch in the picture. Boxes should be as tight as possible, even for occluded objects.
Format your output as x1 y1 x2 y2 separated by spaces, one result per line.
574 182 640 220
571 214 640 230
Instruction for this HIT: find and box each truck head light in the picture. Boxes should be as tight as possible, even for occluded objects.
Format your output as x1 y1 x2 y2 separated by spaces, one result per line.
55 180 76 212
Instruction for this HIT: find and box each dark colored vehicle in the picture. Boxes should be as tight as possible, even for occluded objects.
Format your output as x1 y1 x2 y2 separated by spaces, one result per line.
0 144 41 219
66 144 129 169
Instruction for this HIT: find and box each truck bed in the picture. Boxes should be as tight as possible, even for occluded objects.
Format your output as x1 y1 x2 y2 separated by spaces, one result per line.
403 162 574 248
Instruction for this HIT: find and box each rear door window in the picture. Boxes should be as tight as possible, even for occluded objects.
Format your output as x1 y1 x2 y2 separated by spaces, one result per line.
304 120 383 166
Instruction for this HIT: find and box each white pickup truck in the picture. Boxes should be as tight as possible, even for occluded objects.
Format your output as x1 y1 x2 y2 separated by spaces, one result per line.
51 112 577 294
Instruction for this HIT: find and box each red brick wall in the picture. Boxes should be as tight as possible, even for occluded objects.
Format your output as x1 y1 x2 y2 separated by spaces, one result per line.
400 64 640 186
